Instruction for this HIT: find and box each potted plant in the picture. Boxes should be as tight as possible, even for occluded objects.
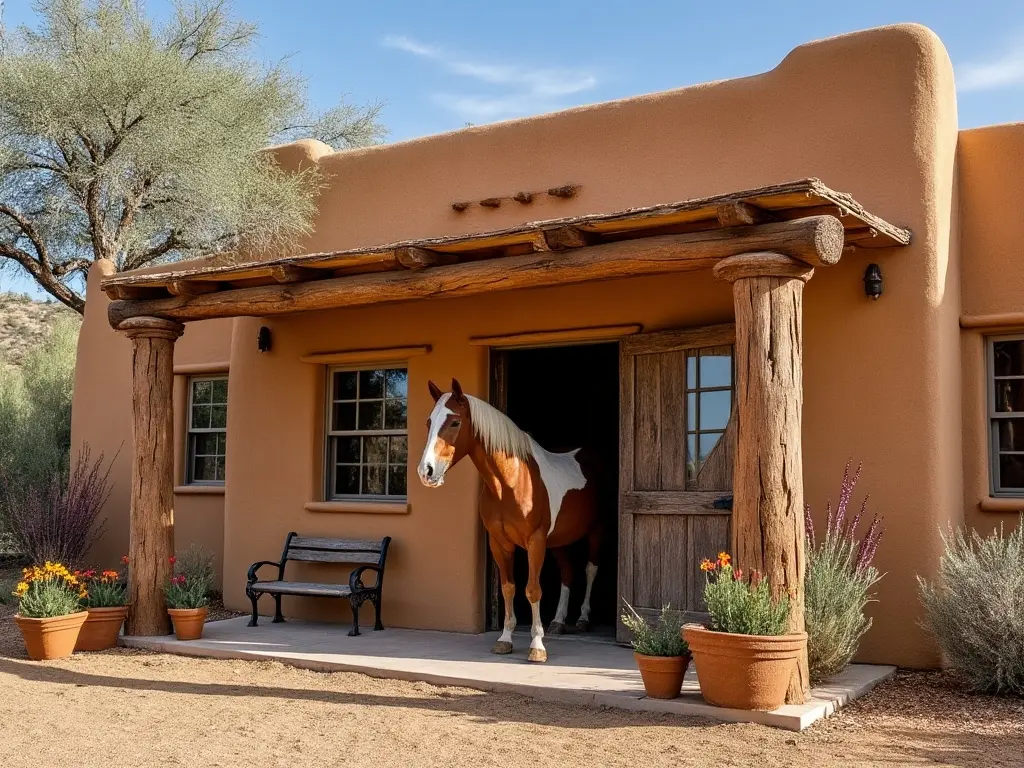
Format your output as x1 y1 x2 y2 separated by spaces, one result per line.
683 552 806 711
12 562 89 660
164 554 211 640
75 568 128 651
621 601 691 699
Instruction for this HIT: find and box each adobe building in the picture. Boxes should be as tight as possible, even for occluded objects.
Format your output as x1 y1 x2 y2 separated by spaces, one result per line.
71 24 1024 668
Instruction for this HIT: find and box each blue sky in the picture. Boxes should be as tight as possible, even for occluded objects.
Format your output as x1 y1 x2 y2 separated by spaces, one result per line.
2 0 1023 297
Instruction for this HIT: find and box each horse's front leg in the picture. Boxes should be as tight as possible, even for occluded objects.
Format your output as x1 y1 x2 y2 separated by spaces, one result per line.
489 537 516 655
525 532 548 663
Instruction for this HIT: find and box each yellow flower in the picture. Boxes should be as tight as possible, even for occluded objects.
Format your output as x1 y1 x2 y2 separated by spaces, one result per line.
700 558 716 572
14 582 28 598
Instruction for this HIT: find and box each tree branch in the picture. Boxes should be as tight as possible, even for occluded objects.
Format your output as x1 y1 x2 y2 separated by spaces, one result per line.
0 241 84 313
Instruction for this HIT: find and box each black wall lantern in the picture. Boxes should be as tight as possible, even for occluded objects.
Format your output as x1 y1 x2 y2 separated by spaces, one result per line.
863 263 883 300
257 326 272 353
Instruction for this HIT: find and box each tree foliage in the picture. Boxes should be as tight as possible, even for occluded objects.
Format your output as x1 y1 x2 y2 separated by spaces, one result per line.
0 0 385 312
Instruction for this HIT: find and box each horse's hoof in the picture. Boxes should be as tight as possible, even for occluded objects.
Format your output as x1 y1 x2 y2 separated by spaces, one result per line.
548 621 566 635
575 619 591 633
492 641 514 655
527 647 548 663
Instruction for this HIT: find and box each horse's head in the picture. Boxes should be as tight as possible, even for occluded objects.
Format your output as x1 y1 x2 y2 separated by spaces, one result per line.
417 378 473 488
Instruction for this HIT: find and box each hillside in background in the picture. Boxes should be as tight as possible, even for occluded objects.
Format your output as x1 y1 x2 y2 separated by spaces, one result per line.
0 293 79 365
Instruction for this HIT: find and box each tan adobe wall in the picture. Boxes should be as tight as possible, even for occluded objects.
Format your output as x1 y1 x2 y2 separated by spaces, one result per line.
73 263 234 585
958 124 1024 534
73 24 960 667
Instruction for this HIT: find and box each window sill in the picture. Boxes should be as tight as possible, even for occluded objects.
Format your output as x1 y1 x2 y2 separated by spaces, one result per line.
304 500 409 515
174 485 226 496
979 497 1024 513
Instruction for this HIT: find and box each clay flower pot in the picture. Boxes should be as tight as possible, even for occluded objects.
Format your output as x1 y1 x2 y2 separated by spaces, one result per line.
634 651 691 699
15 611 89 661
683 625 807 711
168 606 208 641
75 606 129 651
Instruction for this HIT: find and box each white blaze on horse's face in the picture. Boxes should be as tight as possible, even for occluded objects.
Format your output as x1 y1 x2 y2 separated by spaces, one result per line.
418 394 461 487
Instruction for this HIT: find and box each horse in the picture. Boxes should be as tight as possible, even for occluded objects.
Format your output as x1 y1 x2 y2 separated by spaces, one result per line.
417 378 602 663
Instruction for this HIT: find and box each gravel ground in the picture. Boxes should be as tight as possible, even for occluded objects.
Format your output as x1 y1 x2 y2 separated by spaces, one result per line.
0 575 1021 767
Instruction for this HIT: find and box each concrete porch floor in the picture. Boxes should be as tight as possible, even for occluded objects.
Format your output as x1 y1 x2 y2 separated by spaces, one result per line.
121 616 895 732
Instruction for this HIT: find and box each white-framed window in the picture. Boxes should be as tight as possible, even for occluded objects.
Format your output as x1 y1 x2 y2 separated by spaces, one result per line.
989 335 1024 496
186 375 228 485
326 366 408 499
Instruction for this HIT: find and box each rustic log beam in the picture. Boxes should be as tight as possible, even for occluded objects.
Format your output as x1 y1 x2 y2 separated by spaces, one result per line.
714 251 812 705
270 264 321 284
167 280 220 297
542 226 596 251
107 216 843 327
716 201 775 227
105 284 167 301
119 316 184 637
394 247 458 269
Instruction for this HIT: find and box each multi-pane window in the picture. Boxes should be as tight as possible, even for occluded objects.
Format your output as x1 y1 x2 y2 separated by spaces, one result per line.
989 336 1024 495
327 367 408 499
686 346 734 482
187 376 227 484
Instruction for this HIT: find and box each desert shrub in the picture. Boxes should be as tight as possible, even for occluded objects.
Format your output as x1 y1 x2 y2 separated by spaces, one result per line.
701 553 790 636
175 544 217 597
621 602 688 656
164 551 214 610
805 462 884 682
919 519 1024 696
1 445 113 566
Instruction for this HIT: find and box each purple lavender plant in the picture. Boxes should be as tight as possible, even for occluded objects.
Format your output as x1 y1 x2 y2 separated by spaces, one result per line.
806 460 884 572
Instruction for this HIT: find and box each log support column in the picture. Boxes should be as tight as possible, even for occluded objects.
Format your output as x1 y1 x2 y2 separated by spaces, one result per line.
714 251 813 704
119 316 184 636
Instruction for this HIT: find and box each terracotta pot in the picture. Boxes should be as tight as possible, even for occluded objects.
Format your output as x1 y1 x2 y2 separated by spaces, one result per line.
15 611 89 661
634 651 691 699
683 625 807 711
168 606 208 640
75 606 129 651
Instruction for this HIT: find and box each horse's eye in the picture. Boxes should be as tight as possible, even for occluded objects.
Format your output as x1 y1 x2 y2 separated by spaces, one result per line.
450 420 461 428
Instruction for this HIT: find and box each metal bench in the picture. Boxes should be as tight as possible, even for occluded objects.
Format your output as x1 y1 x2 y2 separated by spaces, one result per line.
245 533 392 636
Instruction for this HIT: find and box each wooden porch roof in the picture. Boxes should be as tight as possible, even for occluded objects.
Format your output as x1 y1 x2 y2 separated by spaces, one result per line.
101 178 910 304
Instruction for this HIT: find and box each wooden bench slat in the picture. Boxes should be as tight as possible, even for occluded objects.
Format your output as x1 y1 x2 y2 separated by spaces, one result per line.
250 580 352 598
287 549 383 564
288 536 384 552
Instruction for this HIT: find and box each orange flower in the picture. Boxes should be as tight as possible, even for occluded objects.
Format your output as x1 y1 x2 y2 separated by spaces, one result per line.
717 552 731 566
700 558 716 572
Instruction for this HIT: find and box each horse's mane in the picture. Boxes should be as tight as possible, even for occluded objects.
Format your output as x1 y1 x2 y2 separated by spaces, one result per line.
466 395 534 461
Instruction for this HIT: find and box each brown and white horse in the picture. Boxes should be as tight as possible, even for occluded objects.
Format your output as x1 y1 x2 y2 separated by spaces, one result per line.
417 379 601 662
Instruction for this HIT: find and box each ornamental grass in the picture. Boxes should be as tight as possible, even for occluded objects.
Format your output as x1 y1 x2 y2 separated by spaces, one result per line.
700 553 790 636
13 561 86 618
620 601 688 657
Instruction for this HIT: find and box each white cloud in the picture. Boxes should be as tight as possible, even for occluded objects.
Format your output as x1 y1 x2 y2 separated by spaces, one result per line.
381 34 598 120
958 37 1024 92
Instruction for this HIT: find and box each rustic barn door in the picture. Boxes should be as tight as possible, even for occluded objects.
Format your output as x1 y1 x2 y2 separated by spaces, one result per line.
617 323 736 641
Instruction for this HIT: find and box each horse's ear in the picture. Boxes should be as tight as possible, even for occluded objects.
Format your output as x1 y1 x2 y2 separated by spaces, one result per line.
451 378 466 404
427 380 443 403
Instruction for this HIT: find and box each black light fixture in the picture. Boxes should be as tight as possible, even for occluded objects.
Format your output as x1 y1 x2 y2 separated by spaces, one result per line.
257 326 272 353
863 263 883 300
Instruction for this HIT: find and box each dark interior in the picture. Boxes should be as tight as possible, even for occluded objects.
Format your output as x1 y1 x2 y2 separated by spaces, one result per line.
492 342 619 632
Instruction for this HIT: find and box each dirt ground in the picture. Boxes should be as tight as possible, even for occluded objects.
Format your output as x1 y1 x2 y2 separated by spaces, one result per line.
0 596 1021 767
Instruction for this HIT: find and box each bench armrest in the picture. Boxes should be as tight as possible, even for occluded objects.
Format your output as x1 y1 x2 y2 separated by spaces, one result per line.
349 565 382 592
247 560 283 584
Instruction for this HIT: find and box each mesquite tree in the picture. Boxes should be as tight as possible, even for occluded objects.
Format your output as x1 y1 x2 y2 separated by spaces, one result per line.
0 0 385 312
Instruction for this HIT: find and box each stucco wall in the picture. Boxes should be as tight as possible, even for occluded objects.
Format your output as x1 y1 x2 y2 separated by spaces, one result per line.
72 23 963 667
73 263 235 585
958 124 1024 534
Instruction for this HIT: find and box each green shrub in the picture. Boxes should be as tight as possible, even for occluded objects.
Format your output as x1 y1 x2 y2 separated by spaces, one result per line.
805 462 884 682
175 544 216 597
79 569 127 608
165 548 215 609
919 519 1024 696
701 555 790 636
14 562 86 618
620 602 688 656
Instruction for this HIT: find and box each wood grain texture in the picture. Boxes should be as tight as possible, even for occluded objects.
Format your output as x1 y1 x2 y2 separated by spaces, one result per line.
633 515 661 608
121 317 184 636
692 410 737 492
106 218 844 326
286 549 382 564
621 323 735 356
660 351 688 491
622 491 729 514
633 354 662 491
288 537 385 551
721 266 809 704
687 514 730 611
616 348 636 643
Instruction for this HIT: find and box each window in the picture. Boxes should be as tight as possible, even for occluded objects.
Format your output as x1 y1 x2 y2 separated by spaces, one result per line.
326 367 408 499
686 345 734 482
989 336 1024 495
187 376 228 484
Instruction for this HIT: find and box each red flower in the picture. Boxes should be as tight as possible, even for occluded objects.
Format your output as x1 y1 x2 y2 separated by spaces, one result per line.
168 556 176 565
733 568 743 582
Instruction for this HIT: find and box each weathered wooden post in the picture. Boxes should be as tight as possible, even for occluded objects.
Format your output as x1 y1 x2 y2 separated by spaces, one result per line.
118 316 184 636
713 251 813 704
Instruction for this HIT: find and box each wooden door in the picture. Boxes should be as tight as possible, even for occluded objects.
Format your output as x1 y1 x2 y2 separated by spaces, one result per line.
617 323 737 640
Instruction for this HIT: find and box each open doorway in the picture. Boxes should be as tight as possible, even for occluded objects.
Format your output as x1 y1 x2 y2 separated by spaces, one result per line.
486 342 620 634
